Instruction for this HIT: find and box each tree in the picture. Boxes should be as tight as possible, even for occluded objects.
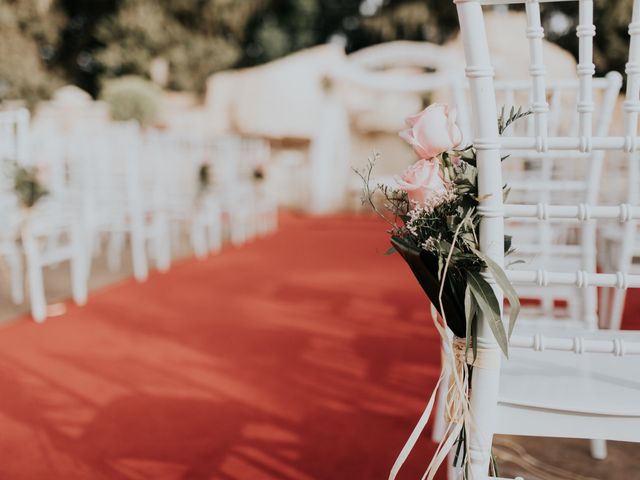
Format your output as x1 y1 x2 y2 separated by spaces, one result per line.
541 0 632 76
0 0 65 107
2 0 635 105
93 0 258 93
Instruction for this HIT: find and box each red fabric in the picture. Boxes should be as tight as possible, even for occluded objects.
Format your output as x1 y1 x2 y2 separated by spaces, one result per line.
0 214 446 480
622 287 640 330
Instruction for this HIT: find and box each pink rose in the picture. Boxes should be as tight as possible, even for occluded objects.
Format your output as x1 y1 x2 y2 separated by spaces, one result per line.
399 104 462 159
395 159 447 206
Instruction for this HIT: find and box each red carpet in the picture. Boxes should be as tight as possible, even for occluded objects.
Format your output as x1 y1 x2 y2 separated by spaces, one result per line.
0 214 446 480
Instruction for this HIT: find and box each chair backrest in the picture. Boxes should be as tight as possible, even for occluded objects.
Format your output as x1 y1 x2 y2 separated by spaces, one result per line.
0 109 29 166
455 0 640 477
479 76 621 329
0 110 27 236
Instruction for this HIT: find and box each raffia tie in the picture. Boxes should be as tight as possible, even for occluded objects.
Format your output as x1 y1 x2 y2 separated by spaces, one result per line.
445 339 469 425
390 306 502 480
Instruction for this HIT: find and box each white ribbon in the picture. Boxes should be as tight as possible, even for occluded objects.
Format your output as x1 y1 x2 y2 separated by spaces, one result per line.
390 304 502 480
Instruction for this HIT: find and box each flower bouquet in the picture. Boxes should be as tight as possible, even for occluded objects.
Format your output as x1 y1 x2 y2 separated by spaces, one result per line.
197 161 212 195
12 162 48 210
253 165 265 181
359 104 529 358
360 104 532 479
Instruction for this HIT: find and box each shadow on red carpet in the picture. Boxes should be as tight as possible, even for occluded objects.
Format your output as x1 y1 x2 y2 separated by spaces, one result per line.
0 214 446 480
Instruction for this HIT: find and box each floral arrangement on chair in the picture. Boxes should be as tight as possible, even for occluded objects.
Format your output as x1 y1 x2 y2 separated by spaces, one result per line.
12 163 48 210
252 165 265 182
358 103 530 479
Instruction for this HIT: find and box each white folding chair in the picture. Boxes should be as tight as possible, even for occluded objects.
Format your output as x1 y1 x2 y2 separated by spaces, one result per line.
452 1 640 478
146 131 223 259
84 122 171 282
0 110 26 306
6 109 88 322
207 136 260 246
238 137 278 236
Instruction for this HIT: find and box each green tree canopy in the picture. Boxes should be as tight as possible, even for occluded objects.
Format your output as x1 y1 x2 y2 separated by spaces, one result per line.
0 0 635 106
0 0 65 107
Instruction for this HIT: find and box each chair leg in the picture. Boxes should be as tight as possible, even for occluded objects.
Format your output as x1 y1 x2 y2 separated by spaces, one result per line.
230 213 246 246
467 340 501 479
25 248 46 323
154 217 171 272
590 439 607 460
191 219 207 259
84 230 97 281
70 225 88 306
6 250 24 305
107 231 125 272
208 220 222 253
609 288 627 331
130 225 148 282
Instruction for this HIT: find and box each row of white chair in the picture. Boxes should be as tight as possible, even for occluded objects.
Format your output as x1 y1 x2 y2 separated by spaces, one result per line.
0 111 277 321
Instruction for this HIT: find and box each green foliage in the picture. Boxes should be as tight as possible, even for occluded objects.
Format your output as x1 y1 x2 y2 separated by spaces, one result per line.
359 2 433 44
498 106 532 136
94 0 175 77
541 0 632 76
12 163 48 209
197 163 211 194
359 107 531 355
0 0 65 108
94 0 244 93
255 17 292 61
1 0 635 106
100 75 161 127
166 35 240 92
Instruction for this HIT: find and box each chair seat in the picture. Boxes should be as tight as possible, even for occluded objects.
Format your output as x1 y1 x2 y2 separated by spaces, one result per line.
496 330 640 441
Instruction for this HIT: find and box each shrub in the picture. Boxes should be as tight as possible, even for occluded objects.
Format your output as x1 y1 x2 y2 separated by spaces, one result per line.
100 75 161 127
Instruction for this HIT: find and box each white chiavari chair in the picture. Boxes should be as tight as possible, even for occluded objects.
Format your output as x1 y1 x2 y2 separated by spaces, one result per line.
208 136 259 246
433 76 622 449
450 1 640 478
86 122 170 282
146 131 223 259
0 110 26 306
8 109 88 322
238 137 278 236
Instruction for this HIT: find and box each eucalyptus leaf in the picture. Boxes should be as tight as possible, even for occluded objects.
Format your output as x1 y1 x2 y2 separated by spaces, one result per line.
471 247 521 338
471 317 478 363
507 259 526 267
467 271 509 358
385 246 397 256
504 235 512 254
464 284 477 359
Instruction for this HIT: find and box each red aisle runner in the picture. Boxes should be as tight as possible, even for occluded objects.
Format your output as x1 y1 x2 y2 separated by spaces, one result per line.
0 214 445 480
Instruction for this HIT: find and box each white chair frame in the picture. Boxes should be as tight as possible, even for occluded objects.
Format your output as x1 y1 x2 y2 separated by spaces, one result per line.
453 1 640 478
2 109 88 322
455 74 622 330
